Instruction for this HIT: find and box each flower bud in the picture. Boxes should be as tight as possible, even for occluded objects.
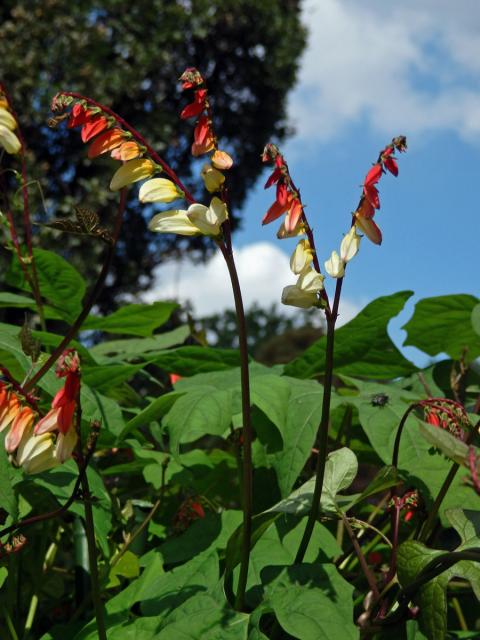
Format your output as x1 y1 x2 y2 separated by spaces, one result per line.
281 285 319 309
324 250 345 278
276 219 305 239
139 178 184 203
290 239 313 275
211 150 233 170
340 226 361 263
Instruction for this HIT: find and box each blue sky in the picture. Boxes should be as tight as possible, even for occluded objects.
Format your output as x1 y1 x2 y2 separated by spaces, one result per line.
150 0 480 364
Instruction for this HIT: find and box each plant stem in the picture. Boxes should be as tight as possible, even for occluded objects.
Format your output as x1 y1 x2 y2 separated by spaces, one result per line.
391 404 418 469
341 513 380 600
3 607 19 640
22 189 127 393
295 278 343 563
80 472 106 640
452 596 468 631
418 462 459 544
218 241 252 612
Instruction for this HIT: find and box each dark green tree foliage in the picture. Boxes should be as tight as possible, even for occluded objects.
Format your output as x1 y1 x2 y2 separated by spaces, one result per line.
0 0 306 310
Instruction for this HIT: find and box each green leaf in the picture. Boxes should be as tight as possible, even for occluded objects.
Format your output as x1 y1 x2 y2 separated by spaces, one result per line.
0 434 18 520
81 384 125 439
165 387 234 455
472 303 480 337
346 465 398 509
82 363 144 392
267 378 324 497
0 567 8 589
402 294 480 360
7 248 86 322
149 346 241 375
398 509 480 640
264 564 358 640
0 292 36 308
119 393 180 441
83 302 177 337
340 377 479 518
152 591 249 639
419 421 470 465
89 325 190 361
268 447 357 516
107 550 140 588
285 291 416 379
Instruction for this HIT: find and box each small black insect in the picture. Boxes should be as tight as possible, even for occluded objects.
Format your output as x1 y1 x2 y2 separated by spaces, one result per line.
371 393 389 407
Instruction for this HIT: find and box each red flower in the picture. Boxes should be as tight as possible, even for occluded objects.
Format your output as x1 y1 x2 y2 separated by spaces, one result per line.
363 184 380 209
264 167 282 188
285 198 303 232
81 116 109 143
193 115 211 147
262 196 291 226
276 181 288 206
68 103 93 128
364 163 382 186
180 89 207 120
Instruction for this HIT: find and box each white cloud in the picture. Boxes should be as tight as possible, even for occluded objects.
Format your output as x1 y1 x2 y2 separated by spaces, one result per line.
290 0 480 142
144 241 359 325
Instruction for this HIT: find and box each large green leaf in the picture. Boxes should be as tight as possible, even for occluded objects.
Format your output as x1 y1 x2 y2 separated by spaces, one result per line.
397 509 480 640
285 291 416 379
119 392 180 441
83 302 177 337
264 563 358 640
82 363 144 392
472 303 480 337
89 325 190 362
149 346 242 375
0 434 19 520
7 248 86 322
340 377 479 518
402 294 480 360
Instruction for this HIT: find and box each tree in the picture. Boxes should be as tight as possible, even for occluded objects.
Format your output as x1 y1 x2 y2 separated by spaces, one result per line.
0 0 306 310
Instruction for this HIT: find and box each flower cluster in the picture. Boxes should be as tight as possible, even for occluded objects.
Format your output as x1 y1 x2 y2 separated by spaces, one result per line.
324 226 362 279
0 92 21 154
173 495 206 533
0 350 80 474
146 68 233 237
422 398 469 441
51 95 159 192
261 144 304 234
354 136 407 245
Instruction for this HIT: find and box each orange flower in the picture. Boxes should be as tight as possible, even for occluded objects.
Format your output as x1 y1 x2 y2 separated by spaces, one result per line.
111 140 142 161
5 406 35 454
87 128 125 158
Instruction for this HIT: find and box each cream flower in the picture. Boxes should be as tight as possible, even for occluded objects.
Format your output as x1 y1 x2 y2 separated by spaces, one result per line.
0 124 21 154
290 239 313 275
281 285 319 309
297 268 325 293
139 177 184 203
148 209 200 236
16 430 59 475
324 250 345 278
340 226 361 263
0 107 17 130
187 197 228 235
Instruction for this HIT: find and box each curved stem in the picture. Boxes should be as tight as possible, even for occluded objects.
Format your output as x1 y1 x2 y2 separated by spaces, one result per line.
218 240 252 612
295 278 343 563
22 189 127 393
391 404 418 469
57 92 195 204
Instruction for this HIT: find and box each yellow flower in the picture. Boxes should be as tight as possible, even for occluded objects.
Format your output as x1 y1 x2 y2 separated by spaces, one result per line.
55 427 78 463
148 209 200 236
324 250 345 278
201 164 225 193
0 125 21 154
0 107 17 130
290 239 313 275
110 159 156 191
340 226 361 263
281 285 319 309
139 177 184 203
